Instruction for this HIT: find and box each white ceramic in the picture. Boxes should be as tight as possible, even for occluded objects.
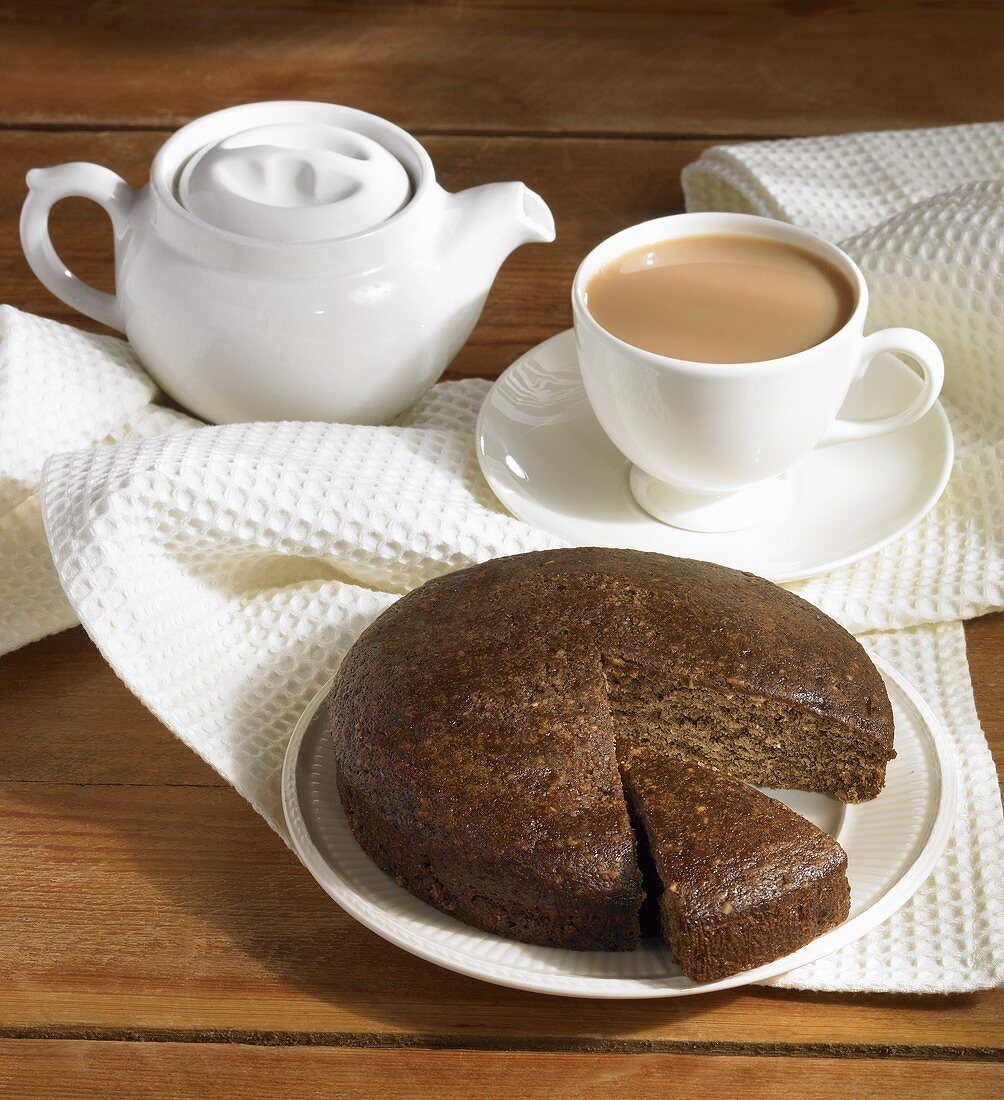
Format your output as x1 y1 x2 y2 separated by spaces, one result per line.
282 653 957 998
19 101 555 425
572 212 945 532
476 330 953 583
177 121 413 242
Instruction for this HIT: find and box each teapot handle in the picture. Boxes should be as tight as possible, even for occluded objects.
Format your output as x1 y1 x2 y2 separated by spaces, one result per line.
20 163 135 332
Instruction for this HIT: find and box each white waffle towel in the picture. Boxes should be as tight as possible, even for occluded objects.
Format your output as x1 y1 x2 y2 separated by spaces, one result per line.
2 122 1002 993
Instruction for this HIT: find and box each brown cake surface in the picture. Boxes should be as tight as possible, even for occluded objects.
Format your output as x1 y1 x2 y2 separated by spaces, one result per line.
328 548 893 975
621 748 850 982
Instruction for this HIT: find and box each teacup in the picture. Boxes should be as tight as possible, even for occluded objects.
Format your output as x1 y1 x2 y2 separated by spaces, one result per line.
571 212 945 532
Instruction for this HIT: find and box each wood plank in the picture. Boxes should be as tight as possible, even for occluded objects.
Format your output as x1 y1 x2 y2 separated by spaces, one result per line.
0 2 1001 135
1 1041 1001 1099
0 129 706 379
1 765 1001 1048
0 629 219 788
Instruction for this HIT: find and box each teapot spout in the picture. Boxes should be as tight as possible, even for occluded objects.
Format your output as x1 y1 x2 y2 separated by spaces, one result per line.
440 181 555 291
504 181 556 246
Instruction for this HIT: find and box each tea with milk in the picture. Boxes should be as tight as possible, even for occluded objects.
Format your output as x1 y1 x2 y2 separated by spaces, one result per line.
585 234 854 363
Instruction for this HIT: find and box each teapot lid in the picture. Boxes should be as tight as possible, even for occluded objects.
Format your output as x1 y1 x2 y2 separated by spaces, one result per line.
176 121 412 242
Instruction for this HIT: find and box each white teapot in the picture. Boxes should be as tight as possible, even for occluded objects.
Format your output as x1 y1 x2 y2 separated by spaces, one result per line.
20 101 555 424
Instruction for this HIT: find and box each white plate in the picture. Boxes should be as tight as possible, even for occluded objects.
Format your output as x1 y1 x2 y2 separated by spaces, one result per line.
282 653 957 998
476 330 954 583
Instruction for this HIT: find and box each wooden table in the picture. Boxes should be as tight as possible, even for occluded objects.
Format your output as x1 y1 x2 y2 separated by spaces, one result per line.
0 3 1001 1095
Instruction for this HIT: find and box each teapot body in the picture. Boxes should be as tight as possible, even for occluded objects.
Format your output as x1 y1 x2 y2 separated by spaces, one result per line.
20 102 554 424
116 187 490 424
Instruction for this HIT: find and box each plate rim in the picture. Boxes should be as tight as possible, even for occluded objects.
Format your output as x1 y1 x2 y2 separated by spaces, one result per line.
281 652 958 999
475 328 955 584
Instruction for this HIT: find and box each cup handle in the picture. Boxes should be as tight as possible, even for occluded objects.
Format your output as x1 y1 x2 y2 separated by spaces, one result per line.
819 328 945 447
20 163 136 332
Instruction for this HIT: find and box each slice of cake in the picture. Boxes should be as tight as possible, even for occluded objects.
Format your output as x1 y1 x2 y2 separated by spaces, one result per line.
621 747 851 983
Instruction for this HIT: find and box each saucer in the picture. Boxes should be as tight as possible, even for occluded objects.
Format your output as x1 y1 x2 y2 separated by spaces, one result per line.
476 330 954 583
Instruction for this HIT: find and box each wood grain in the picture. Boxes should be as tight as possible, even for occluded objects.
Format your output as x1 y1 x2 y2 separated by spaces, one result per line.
1 1041 1002 1100
0 1 1001 136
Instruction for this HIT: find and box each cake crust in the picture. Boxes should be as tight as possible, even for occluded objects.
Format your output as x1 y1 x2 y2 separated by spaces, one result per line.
328 548 893 970
621 748 851 982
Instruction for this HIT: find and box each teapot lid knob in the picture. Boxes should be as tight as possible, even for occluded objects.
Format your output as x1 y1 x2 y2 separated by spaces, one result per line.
178 122 412 242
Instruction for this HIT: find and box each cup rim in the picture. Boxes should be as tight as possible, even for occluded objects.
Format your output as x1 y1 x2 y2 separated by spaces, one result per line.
571 212 867 375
